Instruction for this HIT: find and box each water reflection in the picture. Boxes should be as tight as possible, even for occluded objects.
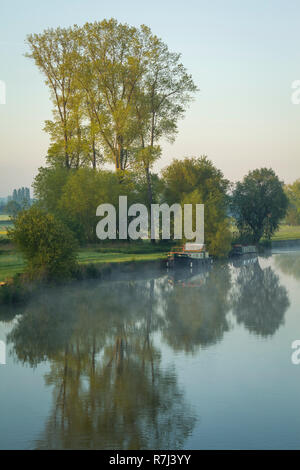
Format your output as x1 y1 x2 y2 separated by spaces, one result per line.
231 257 289 336
8 280 195 449
162 264 231 353
5 256 290 449
275 252 300 280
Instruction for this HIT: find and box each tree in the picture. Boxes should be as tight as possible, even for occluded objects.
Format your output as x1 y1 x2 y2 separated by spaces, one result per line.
131 31 197 206
59 168 123 242
12 187 30 205
26 19 197 195
33 166 70 215
26 27 83 169
162 156 232 257
9 206 78 280
231 168 288 243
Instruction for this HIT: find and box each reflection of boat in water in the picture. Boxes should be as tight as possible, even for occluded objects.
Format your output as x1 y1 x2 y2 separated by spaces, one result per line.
167 262 212 287
166 243 213 269
231 244 257 256
230 252 258 268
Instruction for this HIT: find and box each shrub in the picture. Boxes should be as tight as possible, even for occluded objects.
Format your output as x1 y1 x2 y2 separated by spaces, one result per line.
9 207 78 281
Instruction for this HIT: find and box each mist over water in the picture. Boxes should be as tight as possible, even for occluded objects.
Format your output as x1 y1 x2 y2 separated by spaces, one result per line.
0 251 300 449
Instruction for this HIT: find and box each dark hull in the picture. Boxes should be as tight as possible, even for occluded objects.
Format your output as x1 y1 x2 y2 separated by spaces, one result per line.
166 254 213 269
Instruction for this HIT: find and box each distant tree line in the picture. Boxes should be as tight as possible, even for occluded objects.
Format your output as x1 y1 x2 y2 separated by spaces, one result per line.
12 187 30 205
4 187 32 217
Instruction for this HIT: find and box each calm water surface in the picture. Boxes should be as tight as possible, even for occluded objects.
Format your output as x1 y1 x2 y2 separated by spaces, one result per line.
0 250 300 449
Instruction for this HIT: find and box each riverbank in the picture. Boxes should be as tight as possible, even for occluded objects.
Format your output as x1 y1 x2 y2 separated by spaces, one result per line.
1 223 300 282
0 242 172 282
0 256 168 308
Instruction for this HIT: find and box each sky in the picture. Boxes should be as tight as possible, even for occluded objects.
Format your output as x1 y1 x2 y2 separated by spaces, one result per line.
0 0 299 196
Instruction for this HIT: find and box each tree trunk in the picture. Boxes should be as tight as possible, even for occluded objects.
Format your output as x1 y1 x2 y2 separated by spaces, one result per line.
145 166 156 244
92 139 96 170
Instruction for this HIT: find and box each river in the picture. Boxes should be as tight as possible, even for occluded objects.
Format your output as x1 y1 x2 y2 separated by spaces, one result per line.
0 250 299 449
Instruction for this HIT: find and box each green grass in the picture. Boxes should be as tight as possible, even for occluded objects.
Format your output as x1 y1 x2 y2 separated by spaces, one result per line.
270 224 300 241
0 243 170 282
0 250 24 281
78 250 165 264
2 225 300 282
0 214 13 235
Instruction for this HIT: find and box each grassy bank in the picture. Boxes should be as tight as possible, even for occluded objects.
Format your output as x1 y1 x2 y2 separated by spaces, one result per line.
1 224 300 282
0 214 13 236
0 242 171 281
268 224 300 241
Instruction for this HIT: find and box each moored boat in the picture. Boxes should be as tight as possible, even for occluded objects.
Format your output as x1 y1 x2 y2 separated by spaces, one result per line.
166 243 212 268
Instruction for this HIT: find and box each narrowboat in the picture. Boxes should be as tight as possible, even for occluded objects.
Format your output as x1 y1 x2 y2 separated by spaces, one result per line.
166 243 212 269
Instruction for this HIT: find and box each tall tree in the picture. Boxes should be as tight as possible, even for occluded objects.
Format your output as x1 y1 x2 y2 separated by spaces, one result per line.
27 19 197 185
162 156 232 257
26 27 82 169
133 34 197 206
76 20 149 173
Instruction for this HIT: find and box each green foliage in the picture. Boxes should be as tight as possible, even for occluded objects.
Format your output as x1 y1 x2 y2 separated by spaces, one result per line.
33 166 70 214
162 156 232 257
9 207 78 280
162 156 229 203
59 168 138 242
26 19 197 209
285 179 300 225
12 187 31 205
232 168 288 243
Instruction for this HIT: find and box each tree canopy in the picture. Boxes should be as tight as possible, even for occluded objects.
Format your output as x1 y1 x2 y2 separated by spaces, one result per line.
231 168 288 243
162 156 232 257
26 19 197 206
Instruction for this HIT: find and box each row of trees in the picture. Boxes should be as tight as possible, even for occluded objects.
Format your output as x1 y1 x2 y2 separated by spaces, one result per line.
0 188 32 216
32 156 232 255
9 158 289 281
12 187 30 205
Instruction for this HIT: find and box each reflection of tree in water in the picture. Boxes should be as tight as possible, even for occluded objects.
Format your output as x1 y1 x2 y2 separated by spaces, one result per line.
274 252 300 281
162 263 232 353
231 259 289 337
8 280 195 450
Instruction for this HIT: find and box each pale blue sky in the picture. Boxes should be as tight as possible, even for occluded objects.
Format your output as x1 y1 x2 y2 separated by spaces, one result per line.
0 0 299 196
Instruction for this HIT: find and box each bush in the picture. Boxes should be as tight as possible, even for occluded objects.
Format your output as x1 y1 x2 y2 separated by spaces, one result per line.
9 207 78 281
